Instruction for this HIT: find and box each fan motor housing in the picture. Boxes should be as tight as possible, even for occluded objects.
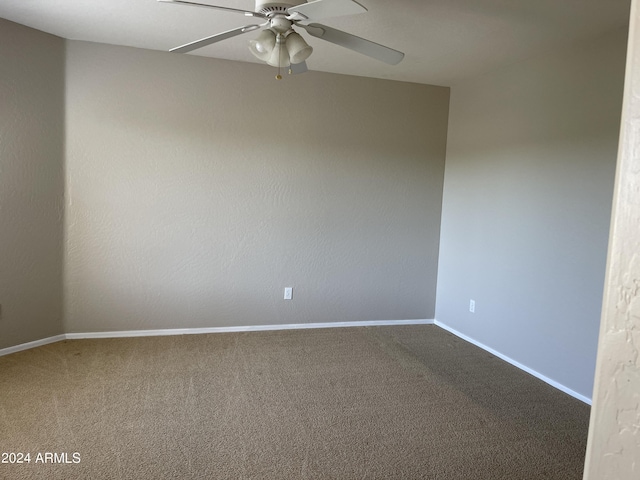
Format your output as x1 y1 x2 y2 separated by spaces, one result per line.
255 0 304 15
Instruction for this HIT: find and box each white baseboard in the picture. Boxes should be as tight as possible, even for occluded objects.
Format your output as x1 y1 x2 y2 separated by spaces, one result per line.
65 319 435 339
434 320 591 405
0 334 67 357
1 320 434 355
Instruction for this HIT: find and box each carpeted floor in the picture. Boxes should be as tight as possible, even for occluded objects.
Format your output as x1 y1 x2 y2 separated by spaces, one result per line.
0 325 590 479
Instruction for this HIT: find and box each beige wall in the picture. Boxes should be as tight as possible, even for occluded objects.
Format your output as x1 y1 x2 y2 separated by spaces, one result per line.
64 41 450 333
436 28 628 399
584 1 640 476
0 19 65 349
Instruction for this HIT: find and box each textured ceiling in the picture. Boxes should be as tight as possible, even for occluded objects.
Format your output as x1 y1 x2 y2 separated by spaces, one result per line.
0 0 631 86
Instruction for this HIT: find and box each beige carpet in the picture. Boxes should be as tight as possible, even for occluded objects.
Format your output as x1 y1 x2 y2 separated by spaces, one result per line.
0 325 590 479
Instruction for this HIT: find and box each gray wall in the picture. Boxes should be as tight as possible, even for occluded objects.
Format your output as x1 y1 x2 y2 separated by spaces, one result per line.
64 41 450 333
0 19 65 349
436 28 628 398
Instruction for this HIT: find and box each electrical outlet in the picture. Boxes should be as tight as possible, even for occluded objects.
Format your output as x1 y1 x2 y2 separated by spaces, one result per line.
284 287 293 300
469 299 475 313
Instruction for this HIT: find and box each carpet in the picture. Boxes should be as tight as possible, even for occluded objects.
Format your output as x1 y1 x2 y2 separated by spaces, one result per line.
0 325 590 479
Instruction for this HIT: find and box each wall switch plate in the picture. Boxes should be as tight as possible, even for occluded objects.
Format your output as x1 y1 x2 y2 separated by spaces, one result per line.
469 299 475 313
284 287 293 300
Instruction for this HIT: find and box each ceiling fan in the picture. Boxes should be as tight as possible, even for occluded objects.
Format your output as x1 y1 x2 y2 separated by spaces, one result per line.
158 0 404 78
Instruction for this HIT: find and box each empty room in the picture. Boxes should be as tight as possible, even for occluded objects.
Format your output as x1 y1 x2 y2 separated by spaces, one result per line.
1 0 638 478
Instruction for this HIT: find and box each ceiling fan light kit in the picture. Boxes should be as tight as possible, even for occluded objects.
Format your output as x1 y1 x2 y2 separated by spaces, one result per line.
267 36 290 70
248 29 276 60
248 28 312 68
286 32 313 64
159 0 404 79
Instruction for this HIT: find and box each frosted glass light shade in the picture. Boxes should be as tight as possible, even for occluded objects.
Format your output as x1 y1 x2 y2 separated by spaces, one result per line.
286 32 313 65
266 43 291 67
249 29 276 61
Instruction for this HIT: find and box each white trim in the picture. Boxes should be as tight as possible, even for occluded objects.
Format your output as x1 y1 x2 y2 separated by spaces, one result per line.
434 320 592 405
65 319 434 339
1 320 433 355
0 334 67 357
2 320 433 354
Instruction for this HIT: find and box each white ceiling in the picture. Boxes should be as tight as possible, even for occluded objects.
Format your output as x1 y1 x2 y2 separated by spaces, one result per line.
0 0 631 86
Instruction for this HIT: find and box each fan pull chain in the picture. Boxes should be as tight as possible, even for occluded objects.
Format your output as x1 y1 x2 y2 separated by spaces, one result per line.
276 34 283 80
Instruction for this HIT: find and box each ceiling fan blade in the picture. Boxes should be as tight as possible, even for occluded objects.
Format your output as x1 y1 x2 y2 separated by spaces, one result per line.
289 61 308 75
287 0 366 22
158 0 266 19
299 23 404 65
170 24 264 53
